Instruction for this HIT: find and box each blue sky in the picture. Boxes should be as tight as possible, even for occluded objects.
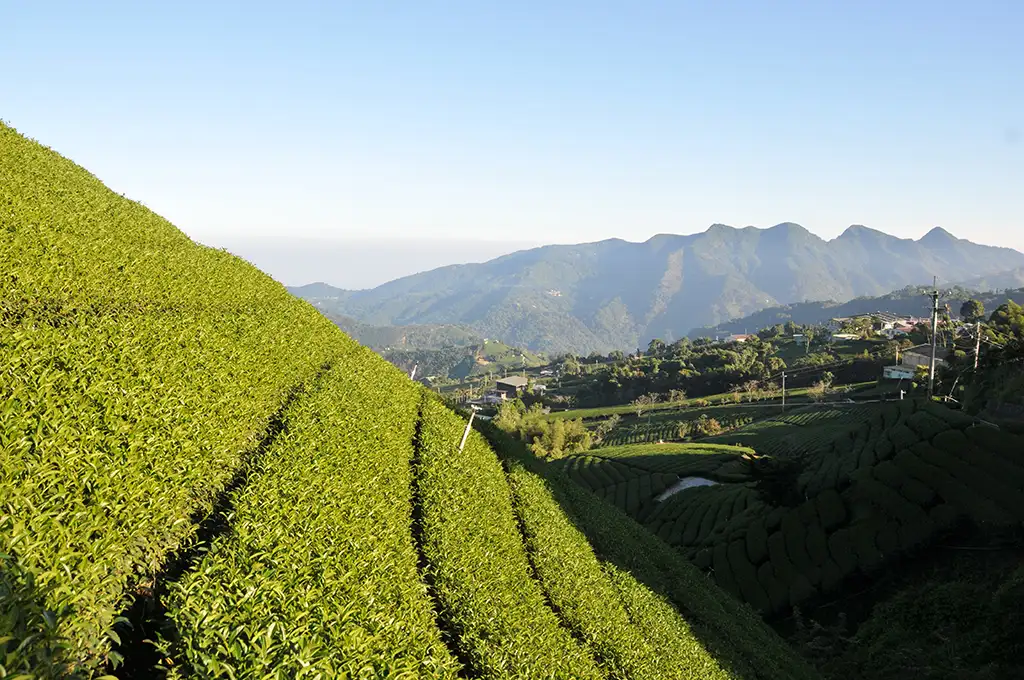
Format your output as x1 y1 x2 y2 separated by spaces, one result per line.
4 1 1023 285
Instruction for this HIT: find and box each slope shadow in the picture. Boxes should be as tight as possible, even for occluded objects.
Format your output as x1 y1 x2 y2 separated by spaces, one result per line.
475 421 818 680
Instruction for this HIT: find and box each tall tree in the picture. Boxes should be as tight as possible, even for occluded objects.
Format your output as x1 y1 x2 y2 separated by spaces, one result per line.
989 300 1024 341
960 299 986 324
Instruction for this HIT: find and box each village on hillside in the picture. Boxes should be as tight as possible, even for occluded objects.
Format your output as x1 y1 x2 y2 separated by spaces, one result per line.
445 309 968 411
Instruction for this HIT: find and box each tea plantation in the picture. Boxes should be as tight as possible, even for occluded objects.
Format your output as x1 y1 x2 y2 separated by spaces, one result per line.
1 121 819 678
557 400 1024 619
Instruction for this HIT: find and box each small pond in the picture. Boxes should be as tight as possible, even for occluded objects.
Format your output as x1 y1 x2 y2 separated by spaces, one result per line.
654 476 719 502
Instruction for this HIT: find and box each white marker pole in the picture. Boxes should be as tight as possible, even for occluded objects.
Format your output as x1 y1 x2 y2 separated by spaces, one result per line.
781 371 786 413
459 406 480 453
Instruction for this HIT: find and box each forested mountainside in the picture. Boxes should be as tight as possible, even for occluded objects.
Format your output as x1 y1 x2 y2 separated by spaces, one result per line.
322 309 482 349
693 286 1024 338
292 225 1024 354
0 122 816 678
955 267 1024 293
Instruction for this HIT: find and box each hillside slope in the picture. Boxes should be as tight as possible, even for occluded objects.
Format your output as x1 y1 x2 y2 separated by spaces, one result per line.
0 122 816 679
294 224 1024 354
692 286 1024 338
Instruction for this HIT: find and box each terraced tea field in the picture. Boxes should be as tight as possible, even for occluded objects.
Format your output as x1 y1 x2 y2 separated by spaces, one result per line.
553 443 754 519
559 399 1024 616
1 122 817 679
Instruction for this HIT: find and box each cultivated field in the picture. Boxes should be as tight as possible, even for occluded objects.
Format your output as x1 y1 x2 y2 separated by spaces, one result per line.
1 122 816 680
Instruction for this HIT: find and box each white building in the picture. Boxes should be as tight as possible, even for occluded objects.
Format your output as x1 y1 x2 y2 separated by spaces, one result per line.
883 366 915 380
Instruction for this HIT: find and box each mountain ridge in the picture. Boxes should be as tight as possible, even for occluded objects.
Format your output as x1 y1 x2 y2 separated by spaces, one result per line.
292 223 1024 354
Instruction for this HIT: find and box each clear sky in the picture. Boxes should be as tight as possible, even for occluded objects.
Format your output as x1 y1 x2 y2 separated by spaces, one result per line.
4 1 1023 286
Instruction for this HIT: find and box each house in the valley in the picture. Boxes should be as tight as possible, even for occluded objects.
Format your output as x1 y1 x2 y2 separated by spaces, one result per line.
495 376 530 398
901 349 947 370
883 365 916 380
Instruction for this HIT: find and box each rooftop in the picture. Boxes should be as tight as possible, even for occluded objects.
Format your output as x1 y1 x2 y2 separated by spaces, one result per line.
496 375 529 388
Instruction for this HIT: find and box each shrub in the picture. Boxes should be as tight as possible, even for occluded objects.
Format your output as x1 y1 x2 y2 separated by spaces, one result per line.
899 446 1010 525
806 524 830 565
713 542 740 599
827 529 858 575
789 574 818 608
508 465 684 679
728 540 770 613
768 531 797 586
782 512 813 574
899 477 937 507
759 561 790 613
168 366 461 678
849 521 885 574
816 489 848 530
917 444 1024 523
745 519 770 565
872 460 906 489
479 425 819 680
905 410 951 441
418 400 603 678
966 425 1024 468
1 123 341 672
887 424 920 452
601 564 731 679
848 477 930 526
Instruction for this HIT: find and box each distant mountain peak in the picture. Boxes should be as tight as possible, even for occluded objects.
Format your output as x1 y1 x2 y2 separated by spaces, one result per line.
836 224 893 240
920 226 958 245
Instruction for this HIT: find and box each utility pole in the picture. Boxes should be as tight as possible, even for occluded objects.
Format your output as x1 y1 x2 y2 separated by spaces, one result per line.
974 321 982 371
928 277 940 399
409 364 418 381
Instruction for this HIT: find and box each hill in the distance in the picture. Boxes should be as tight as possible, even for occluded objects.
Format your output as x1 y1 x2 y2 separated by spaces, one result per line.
955 267 1024 292
693 285 1024 338
293 224 1024 355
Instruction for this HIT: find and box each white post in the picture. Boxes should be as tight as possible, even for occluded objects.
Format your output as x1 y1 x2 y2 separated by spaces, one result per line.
781 371 786 413
459 407 479 453
974 321 981 371
409 364 418 381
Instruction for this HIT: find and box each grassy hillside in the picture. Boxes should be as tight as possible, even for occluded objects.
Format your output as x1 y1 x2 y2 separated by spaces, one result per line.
0 122 816 678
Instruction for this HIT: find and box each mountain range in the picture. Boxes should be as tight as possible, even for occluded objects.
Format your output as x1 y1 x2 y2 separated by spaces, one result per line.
290 223 1024 354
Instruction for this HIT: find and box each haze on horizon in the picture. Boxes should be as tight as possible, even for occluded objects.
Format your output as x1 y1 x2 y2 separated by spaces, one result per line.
4 1 1022 288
